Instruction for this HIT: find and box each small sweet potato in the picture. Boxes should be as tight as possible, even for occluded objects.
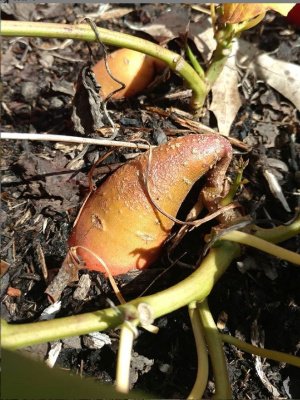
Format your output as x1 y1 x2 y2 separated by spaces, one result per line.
92 48 166 100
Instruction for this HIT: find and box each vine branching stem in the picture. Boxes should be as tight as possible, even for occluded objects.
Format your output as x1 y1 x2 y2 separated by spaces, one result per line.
2 216 300 350
197 299 232 400
220 230 300 265
1 242 239 349
1 20 208 109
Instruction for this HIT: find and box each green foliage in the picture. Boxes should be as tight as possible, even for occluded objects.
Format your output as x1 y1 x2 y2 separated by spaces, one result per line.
1 349 150 400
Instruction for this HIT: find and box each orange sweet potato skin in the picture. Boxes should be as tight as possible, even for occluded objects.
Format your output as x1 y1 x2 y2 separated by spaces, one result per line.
68 134 232 275
92 48 165 100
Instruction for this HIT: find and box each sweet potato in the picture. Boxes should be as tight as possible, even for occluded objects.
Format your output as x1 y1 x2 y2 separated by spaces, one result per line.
92 48 166 100
68 134 232 276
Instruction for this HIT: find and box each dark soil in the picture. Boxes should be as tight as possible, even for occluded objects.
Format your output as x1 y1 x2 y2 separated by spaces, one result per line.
1 4 300 399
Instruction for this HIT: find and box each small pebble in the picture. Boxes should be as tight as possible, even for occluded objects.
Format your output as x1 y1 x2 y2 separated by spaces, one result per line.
21 81 39 102
49 97 64 109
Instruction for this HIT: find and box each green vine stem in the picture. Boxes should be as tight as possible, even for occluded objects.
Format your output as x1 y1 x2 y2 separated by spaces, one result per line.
205 24 235 88
251 218 300 244
1 241 240 350
197 299 232 399
220 230 300 265
1 20 208 109
185 44 206 80
188 302 209 400
220 334 300 368
2 216 300 350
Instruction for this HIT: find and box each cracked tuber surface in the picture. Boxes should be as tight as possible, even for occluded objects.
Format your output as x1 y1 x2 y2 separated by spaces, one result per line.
68 133 232 276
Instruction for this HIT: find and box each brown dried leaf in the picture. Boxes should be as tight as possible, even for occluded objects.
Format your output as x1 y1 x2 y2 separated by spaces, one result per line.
1 3 35 20
71 65 105 135
237 39 300 111
2 48 19 76
96 7 134 20
210 42 241 135
16 152 82 212
73 274 91 301
189 17 216 60
125 4 190 43
45 255 80 302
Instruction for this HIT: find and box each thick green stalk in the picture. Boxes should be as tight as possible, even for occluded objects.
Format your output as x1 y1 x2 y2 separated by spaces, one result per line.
205 24 235 88
2 215 299 350
198 300 232 399
1 241 239 350
1 20 208 109
1 306 133 350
